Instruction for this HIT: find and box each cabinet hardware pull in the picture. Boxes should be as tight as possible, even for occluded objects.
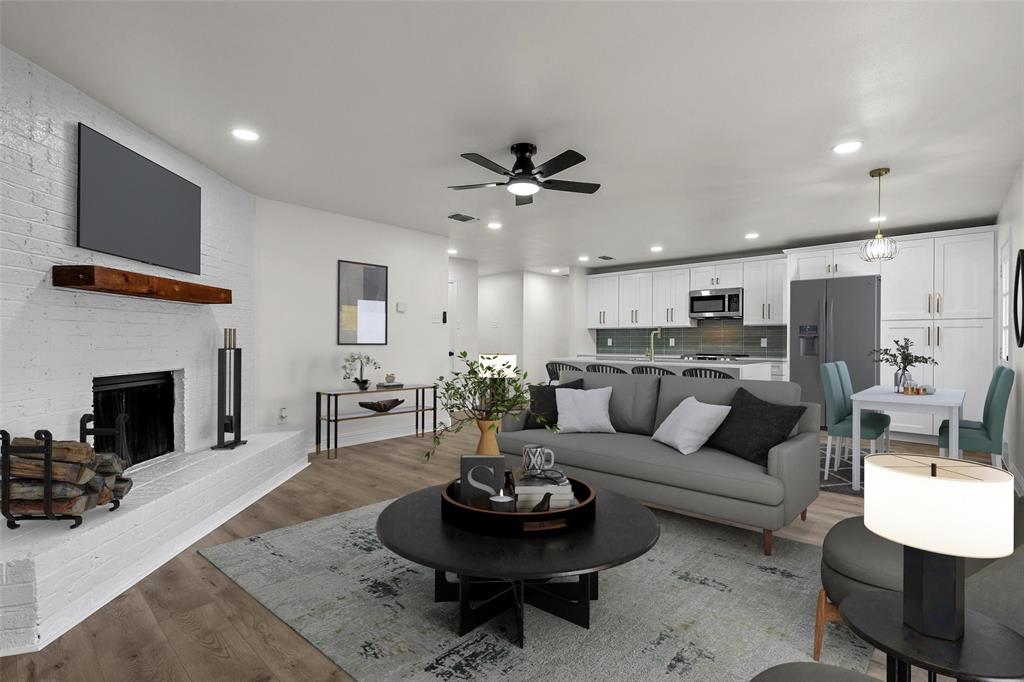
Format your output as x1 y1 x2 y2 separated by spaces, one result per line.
835 263 839 273
762 303 765 319
827 264 831 273
937 326 941 346
927 327 930 345
768 303 771 319
936 293 941 315
928 293 932 313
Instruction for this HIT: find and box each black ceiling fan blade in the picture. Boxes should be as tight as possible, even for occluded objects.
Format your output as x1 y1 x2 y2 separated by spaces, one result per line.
448 182 502 190
532 150 585 178
515 194 533 206
540 179 601 194
461 153 513 177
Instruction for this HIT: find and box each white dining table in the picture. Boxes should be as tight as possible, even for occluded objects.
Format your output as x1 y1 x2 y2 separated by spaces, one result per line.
850 385 966 491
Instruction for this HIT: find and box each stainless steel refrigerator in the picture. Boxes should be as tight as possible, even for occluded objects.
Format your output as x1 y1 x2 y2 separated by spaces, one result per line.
789 275 881 427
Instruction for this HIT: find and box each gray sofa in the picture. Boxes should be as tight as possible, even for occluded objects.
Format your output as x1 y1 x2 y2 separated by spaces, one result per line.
498 371 821 555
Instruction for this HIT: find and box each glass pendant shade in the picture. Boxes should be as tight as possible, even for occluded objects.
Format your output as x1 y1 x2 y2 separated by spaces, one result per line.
860 167 898 263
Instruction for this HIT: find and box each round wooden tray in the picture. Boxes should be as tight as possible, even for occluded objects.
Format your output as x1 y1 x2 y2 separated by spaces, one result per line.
440 477 596 538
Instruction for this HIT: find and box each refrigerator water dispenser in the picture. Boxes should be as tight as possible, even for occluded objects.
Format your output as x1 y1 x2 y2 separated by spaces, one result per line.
798 325 819 357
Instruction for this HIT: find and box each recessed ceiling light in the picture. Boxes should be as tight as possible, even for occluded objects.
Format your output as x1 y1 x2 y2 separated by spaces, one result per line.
831 140 862 154
231 128 260 141
745 232 759 240
650 245 663 253
550 268 560 274
869 215 887 223
447 248 458 255
578 255 590 262
487 221 502 230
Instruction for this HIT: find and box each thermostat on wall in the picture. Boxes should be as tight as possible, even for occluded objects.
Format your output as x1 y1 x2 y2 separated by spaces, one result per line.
395 301 407 313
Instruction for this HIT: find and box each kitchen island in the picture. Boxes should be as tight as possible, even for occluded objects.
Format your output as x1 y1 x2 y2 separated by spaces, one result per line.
548 356 773 380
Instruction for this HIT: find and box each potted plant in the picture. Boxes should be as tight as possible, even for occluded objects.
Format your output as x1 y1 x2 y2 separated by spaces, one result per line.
342 352 380 391
426 352 530 458
870 337 937 393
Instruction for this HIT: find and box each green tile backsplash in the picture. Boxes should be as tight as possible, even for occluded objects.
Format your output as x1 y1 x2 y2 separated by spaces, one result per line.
595 320 786 357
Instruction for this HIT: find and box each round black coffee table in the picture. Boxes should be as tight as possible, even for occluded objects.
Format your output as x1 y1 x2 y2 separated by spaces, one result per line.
376 484 659 647
840 591 1024 681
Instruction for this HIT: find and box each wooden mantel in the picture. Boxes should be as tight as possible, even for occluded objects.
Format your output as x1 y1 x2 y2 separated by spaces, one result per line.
52 265 232 304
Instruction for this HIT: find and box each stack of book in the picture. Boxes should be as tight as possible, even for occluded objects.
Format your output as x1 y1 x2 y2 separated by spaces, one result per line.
515 476 576 510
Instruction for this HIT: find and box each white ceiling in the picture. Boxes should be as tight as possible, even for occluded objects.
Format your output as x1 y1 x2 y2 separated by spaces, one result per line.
3 2 1022 275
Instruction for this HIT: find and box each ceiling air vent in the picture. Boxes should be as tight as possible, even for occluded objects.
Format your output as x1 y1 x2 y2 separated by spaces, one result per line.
597 255 615 261
447 213 477 223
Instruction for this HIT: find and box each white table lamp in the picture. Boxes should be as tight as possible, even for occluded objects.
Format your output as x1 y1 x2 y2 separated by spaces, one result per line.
864 454 1014 641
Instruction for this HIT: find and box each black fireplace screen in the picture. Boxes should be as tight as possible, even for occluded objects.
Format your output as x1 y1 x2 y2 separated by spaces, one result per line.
93 372 174 465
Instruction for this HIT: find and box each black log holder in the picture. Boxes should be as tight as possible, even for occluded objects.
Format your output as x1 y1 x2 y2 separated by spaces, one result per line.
80 412 128 514
213 328 246 450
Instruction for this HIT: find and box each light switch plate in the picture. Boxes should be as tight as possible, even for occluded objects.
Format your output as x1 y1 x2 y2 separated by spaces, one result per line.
606 338 613 346
395 301 407 313
668 338 676 347
761 337 768 347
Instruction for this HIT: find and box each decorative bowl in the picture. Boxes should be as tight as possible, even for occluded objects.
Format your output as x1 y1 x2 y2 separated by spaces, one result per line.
359 398 404 413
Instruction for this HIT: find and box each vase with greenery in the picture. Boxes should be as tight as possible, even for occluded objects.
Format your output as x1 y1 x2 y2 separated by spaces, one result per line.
342 352 380 391
426 352 531 458
870 337 937 393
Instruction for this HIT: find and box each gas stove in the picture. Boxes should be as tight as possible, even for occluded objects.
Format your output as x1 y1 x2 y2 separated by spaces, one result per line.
681 353 750 362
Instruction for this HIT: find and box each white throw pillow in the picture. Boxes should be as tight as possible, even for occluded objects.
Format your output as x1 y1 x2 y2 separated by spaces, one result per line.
555 386 616 434
652 396 732 455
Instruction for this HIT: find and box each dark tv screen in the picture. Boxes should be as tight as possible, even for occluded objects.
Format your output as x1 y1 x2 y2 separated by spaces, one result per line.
77 123 201 274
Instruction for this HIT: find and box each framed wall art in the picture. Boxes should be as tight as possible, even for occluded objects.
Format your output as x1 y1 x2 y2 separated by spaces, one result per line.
337 260 388 345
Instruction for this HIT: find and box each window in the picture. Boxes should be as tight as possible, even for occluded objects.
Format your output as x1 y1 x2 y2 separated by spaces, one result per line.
999 238 1011 363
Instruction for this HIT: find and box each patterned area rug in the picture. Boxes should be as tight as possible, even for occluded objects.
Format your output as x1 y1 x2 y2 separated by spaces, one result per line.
819 442 864 497
200 500 871 681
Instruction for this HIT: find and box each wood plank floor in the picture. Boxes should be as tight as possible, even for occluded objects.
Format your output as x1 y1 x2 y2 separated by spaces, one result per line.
1 431 968 682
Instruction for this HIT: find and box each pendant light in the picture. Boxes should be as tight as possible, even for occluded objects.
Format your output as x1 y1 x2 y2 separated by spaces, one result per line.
860 167 899 262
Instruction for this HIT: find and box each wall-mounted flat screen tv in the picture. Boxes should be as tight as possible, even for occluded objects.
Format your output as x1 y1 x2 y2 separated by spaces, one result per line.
77 123 201 274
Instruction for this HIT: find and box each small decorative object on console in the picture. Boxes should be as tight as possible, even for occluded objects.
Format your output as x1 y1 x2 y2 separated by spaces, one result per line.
358 398 404 413
342 352 380 391
213 328 247 449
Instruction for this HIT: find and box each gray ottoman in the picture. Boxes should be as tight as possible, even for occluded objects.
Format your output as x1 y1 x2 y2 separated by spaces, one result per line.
751 661 872 682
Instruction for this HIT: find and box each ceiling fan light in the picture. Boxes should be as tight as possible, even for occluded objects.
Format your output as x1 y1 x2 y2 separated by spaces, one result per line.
507 179 540 196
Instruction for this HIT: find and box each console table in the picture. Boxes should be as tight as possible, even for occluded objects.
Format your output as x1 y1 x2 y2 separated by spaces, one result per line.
315 384 437 458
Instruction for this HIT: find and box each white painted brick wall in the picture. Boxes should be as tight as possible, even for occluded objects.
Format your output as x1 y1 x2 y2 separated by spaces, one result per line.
0 46 256 451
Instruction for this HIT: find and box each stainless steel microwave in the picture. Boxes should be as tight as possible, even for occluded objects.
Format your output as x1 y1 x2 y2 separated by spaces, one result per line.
689 288 743 319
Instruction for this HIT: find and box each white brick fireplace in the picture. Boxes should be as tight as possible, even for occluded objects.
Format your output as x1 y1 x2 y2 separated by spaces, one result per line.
0 48 307 654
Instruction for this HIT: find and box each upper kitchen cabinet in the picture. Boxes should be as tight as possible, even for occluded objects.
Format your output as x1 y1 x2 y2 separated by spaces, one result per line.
653 268 692 327
881 238 934 320
743 258 786 324
934 231 994 319
587 275 619 328
832 246 881 278
792 249 832 280
791 247 879 280
618 272 653 327
692 262 742 288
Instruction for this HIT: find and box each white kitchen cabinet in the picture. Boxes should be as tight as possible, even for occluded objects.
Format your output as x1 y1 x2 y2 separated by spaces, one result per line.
743 260 768 322
833 246 881 278
879 320 936 435
933 318 994 423
743 259 786 324
618 272 652 327
586 276 619 328
653 268 691 327
880 239 934 321
934 232 994 320
692 263 742 289
766 258 787 324
793 249 832 280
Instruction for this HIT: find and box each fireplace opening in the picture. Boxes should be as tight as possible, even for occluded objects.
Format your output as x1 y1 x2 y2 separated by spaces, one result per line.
93 372 175 466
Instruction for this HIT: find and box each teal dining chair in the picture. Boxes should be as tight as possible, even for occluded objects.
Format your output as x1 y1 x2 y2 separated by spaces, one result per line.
820 363 889 480
939 366 1015 466
835 360 891 455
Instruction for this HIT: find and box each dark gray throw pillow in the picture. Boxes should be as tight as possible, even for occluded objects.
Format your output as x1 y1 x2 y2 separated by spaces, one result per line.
706 387 806 466
525 379 584 429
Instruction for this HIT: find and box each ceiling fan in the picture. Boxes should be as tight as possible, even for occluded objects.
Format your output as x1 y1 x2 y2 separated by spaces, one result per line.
448 143 600 206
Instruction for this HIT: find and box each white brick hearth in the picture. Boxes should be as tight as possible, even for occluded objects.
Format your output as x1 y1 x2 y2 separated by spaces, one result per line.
0 430 307 655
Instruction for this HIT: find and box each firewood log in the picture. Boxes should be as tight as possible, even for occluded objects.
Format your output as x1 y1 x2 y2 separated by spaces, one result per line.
10 438 96 464
96 487 114 505
7 495 93 515
7 456 96 484
4 480 86 500
94 451 125 475
113 477 133 499
86 474 116 493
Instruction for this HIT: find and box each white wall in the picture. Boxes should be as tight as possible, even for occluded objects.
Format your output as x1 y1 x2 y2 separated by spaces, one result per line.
478 271 524 361
522 272 571 382
0 47 255 451
447 257 479 362
997 162 1024 490
254 198 449 445
568 266 595 356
